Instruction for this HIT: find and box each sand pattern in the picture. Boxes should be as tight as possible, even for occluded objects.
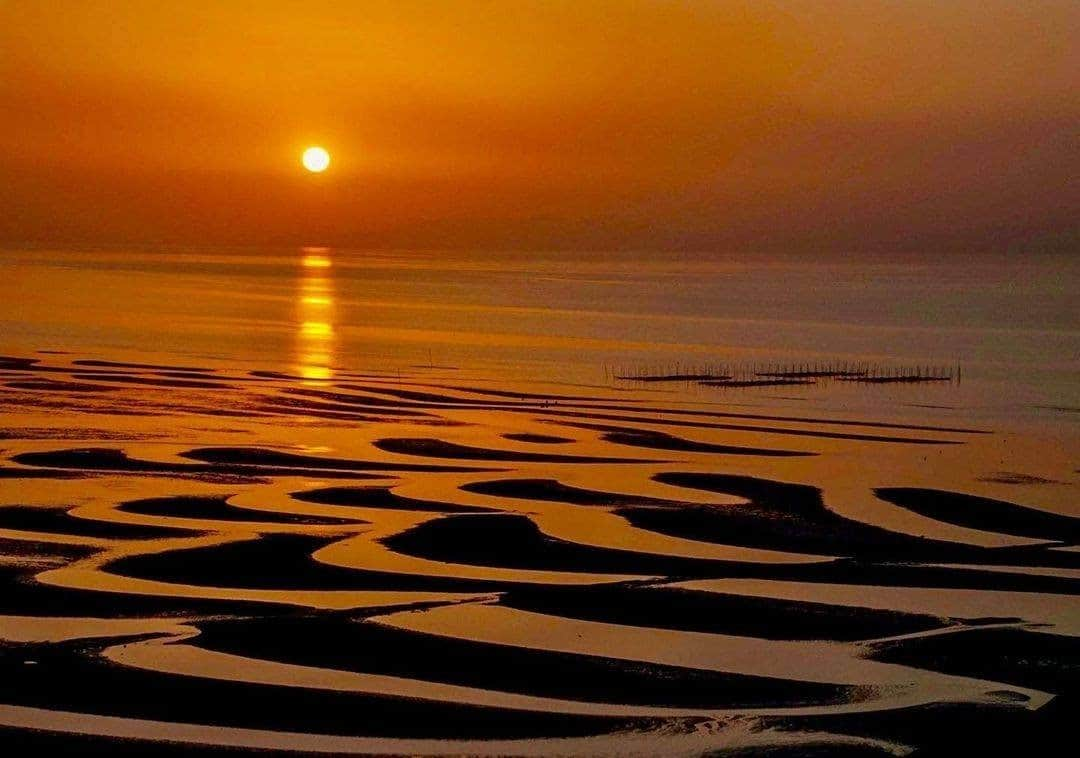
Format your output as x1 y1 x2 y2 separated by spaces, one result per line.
0 353 1077 756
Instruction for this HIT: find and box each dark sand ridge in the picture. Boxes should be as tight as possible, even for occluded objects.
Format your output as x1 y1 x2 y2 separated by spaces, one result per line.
767 698 1072 758
0 602 1006 755
257 395 455 424
378 508 1080 595
281 387 453 409
60 480 1078 600
867 625 1080 694
180 446 501 473
536 410 963 445
461 479 1080 573
291 384 615 410
0 357 120 373
4 379 121 392
979 472 1065 485
3 358 233 385
261 394 439 418
0 505 197 541
250 369 320 380
772 559 1080 595
274 388 514 422
105 533 513 593
0 536 93 563
874 487 1080 542
0 356 42 368
496 582 951 641
0 426 159 441
502 433 576 444
465 475 1070 559
382 513 763 577
458 478 1080 579
0 635 641 740
260 400 466 426
462 477 681 507
0 550 299 618
290 486 495 513
371 600 1049 727
0 725 903 757
338 384 528 406
73 360 259 383
275 386 600 422
107 517 749 593
558 401 983 434
2 389 279 421
372 437 661 464
251 369 408 381
150 371 261 383
632 473 1080 568
0 395 159 419
0 467 88 479
116 494 363 526
546 420 813 456
0 360 182 379
257 405 438 425
5 449 345 483
187 614 861 709
72 359 217 373
3 359 443 422
431 384 619 402
11 447 494 477
277 386 572 416
819 625 1080 754
71 374 234 390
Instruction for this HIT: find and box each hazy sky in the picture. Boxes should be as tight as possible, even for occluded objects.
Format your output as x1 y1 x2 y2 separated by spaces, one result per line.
1 1 1076 252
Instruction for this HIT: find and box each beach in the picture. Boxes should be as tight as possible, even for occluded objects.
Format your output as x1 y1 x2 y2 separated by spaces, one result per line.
0 246 1076 755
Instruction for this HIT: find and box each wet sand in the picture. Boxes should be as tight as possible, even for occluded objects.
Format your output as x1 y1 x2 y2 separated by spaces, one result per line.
0 351 1077 757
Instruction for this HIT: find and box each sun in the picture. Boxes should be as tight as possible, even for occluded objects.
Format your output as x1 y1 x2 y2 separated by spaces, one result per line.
302 146 330 173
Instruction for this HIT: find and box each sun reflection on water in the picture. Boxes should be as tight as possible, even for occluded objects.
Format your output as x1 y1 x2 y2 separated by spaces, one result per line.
295 249 335 382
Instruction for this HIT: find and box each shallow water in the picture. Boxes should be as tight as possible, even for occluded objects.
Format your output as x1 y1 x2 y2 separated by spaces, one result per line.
0 246 1077 755
2 246 1077 423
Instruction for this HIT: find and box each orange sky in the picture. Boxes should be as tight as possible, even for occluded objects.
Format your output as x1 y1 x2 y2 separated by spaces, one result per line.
1 1 1076 252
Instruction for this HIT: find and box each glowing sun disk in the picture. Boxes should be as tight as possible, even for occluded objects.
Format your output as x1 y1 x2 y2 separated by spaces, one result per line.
302 147 330 173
